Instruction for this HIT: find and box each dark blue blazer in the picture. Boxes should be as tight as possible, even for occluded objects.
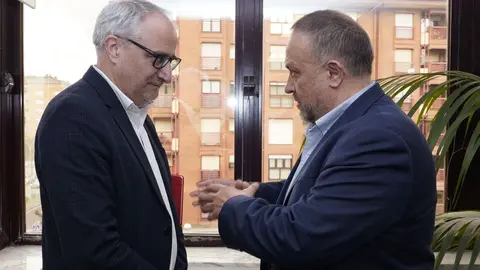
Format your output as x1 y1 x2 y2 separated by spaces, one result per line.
35 67 187 270
218 83 436 270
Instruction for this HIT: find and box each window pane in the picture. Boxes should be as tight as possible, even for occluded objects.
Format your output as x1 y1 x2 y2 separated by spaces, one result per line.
24 0 236 235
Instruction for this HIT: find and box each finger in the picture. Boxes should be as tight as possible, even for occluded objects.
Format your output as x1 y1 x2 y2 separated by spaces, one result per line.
189 190 201 197
198 192 216 202
196 179 234 187
243 182 260 196
202 183 225 193
200 203 215 213
241 181 251 189
208 211 219 221
234 180 245 189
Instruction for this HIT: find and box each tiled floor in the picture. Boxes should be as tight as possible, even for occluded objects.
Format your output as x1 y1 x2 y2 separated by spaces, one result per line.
0 245 260 269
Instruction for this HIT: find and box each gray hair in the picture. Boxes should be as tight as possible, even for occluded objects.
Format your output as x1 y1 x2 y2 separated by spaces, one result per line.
292 10 374 76
92 0 168 52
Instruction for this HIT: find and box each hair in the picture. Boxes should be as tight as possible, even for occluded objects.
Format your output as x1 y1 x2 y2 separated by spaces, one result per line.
92 0 169 52
291 10 374 76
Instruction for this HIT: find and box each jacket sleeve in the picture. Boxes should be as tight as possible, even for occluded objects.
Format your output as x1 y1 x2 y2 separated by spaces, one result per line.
254 180 285 204
35 95 157 270
217 128 413 268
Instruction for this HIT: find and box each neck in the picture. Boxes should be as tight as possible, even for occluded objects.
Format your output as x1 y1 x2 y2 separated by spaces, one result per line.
96 59 140 106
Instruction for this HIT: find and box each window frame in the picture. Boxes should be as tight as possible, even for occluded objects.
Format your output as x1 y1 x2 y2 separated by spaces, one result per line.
2 0 476 250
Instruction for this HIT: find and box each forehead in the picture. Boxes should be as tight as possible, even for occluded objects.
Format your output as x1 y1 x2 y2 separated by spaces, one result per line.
286 31 313 65
136 12 178 55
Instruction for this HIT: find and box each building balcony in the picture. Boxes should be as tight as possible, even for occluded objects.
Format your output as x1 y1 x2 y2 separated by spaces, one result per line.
153 94 174 108
202 57 221 70
201 94 221 108
430 26 447 40
428 62 447 72
201 132 221 146
201 170 220 181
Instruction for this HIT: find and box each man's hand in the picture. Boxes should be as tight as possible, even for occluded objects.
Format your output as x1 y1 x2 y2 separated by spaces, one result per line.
196 183 260 220
190 179 251 206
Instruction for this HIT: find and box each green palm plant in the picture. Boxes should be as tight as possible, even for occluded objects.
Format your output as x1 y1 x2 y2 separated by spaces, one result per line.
379 71 480 270
298 71 480 269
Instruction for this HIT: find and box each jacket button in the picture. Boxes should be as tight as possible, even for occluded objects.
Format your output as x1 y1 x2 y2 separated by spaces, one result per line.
164 226 172 236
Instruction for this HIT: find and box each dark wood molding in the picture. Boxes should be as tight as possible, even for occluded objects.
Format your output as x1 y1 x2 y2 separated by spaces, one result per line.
19 234 225 247
0 0 25 249
445 0 480 211
234 0 263 182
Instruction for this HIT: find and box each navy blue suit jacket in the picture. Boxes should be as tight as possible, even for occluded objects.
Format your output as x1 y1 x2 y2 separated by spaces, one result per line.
218 83 436 270
35 67 187 270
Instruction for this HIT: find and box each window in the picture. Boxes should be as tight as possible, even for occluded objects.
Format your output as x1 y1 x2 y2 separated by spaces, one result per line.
201 80 221 94
229 118 234 132
230 45 235 59
154 118 173 145
202 19 221 32
229 81 235 96
268 155 293 180
395 49 413 74
201 156 220 180
201 43 222 70
269 45 287 70
269 82 292 107
395 13 414 39
270 15 292 35
201 119 221 145
154 84 174 108
201 81 221 108
268 119 293 144
229 155 234 168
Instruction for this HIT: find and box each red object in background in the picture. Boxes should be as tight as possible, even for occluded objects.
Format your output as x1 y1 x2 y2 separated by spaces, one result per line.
171 174 184 225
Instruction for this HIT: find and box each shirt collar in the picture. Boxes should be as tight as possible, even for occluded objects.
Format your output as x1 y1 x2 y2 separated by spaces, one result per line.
92 65 151 129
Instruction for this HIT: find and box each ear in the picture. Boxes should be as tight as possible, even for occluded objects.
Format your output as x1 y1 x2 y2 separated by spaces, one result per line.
325 60 346 88
103 35 123 64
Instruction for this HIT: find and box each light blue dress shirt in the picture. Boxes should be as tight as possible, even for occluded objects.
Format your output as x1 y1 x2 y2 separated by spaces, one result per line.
284 82 376 202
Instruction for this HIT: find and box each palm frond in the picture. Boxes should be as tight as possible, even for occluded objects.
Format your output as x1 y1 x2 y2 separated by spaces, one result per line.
378 71 480 209
432 211 480 270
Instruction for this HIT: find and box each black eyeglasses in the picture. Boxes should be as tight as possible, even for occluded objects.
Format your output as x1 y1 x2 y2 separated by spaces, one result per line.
117 35 181 70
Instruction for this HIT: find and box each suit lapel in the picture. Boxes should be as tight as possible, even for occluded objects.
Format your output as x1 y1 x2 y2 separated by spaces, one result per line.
82 67 167 210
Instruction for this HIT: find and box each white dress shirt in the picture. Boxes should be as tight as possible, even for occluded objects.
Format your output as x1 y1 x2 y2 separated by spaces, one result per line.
92 65 177 270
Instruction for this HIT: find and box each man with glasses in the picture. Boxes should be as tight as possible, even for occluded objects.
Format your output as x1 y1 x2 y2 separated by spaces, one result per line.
34 1 186 269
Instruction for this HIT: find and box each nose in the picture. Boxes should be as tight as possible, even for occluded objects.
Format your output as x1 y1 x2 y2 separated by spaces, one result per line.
284 78 294 94
157 64 173 84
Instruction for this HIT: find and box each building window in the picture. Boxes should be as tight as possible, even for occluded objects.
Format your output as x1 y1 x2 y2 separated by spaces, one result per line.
154 84 174 108
268 155 293 180
201 80 221 94
201 119 221 145
395 13 413 39
201 81 221 108
268 119 293 144
270 15 292 35
437 191 444 204
394 49 413 74
229 118 234 132
269 82 292 108
202 19 221 32
201 43 222 70
201 156 220 180
230 45 235 59
154 118 173 145
269 45 287 71
229 155 234 168
230 81 235 96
